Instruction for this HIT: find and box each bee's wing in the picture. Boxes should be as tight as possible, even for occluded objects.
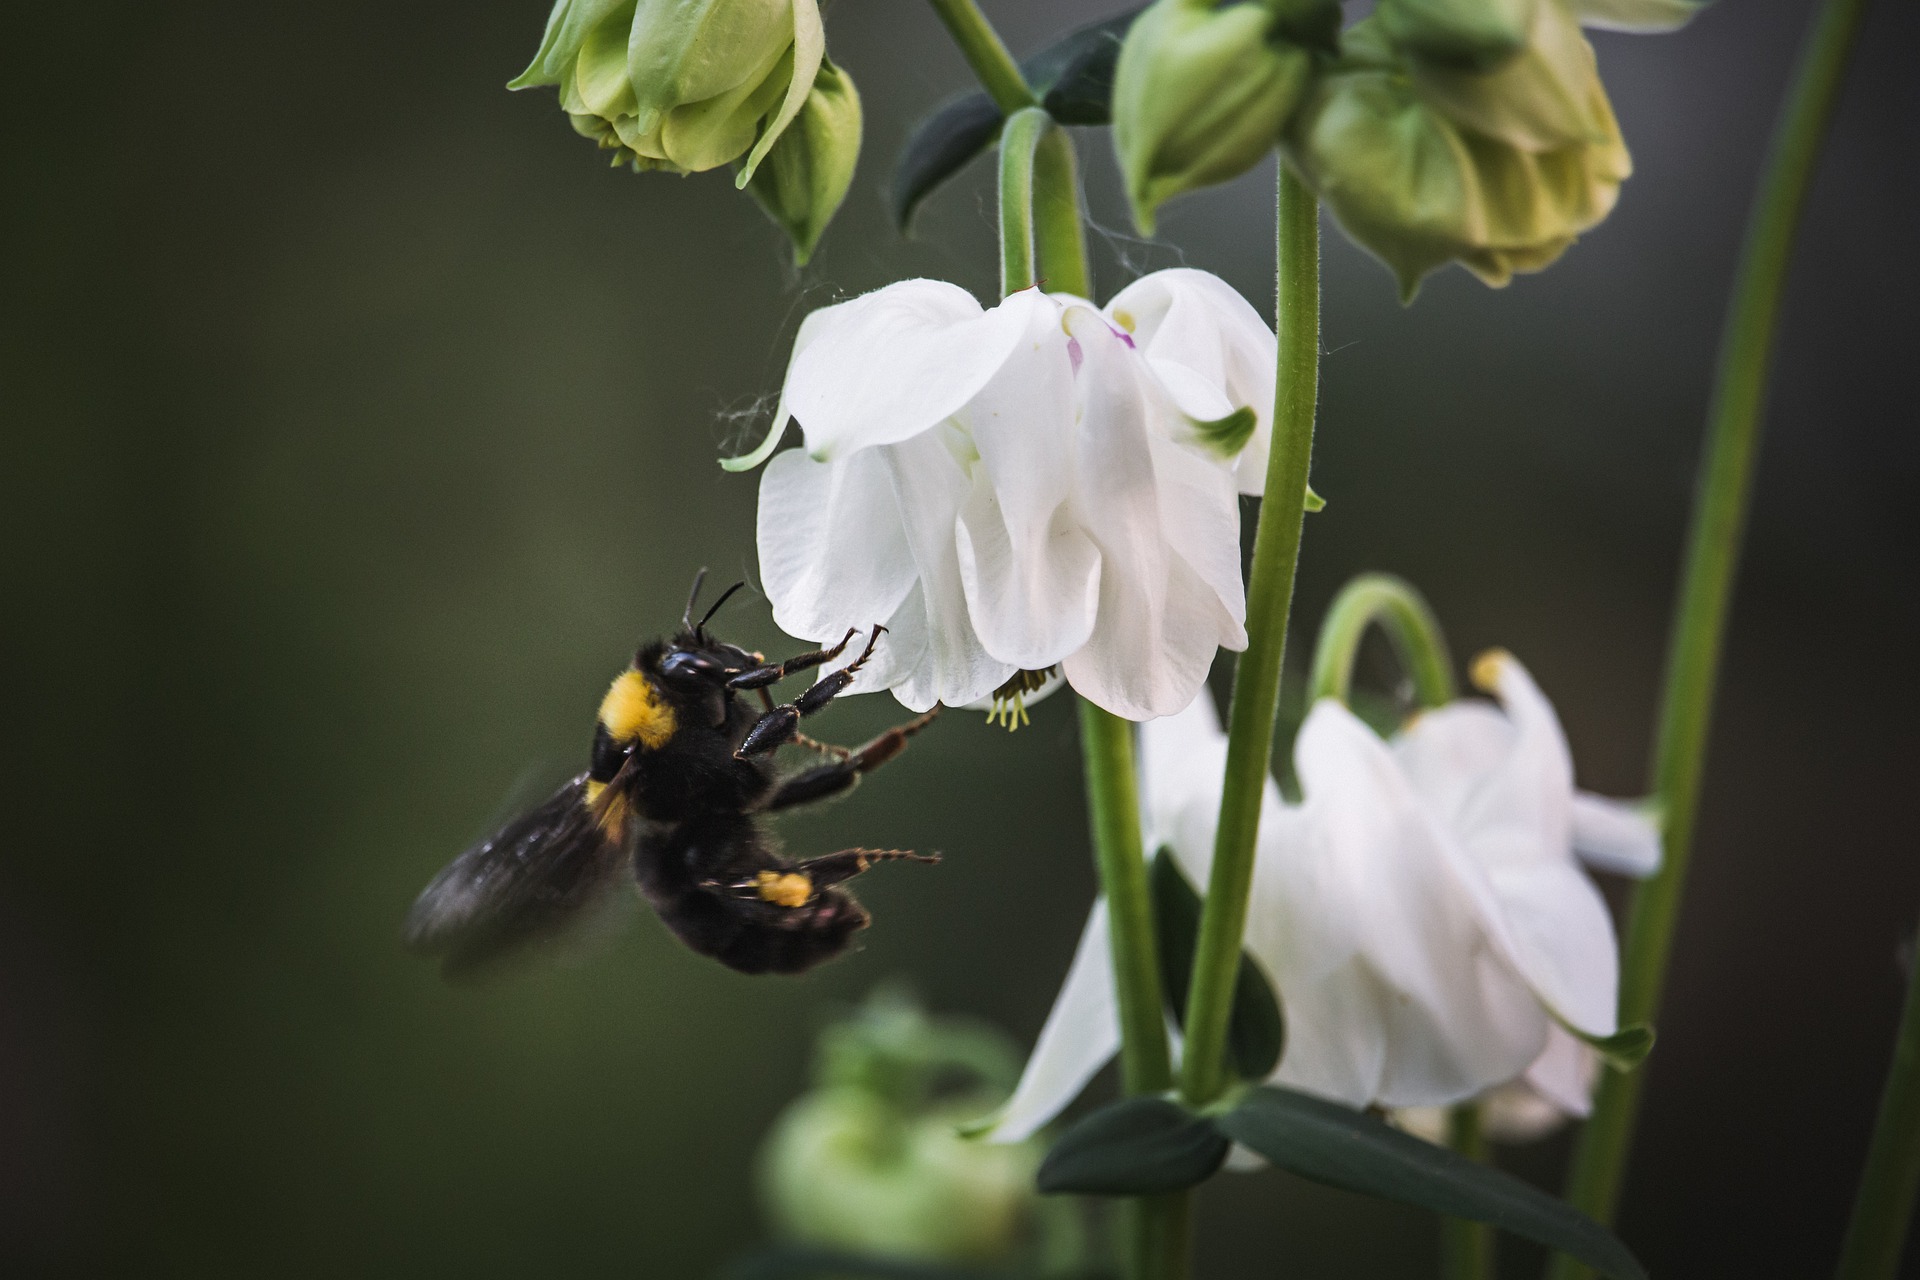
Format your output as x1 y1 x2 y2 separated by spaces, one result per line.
404 774 628 978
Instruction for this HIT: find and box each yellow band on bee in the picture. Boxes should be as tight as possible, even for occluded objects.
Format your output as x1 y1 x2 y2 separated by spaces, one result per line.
598 670 676 750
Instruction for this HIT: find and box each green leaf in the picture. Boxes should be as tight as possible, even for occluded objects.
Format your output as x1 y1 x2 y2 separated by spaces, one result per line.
1150 850 1284 1082
891 9 1144 231
1217 1087 1648 1280
1304 485 1326 512
1036 1096 1230 1195
1567 1020 1656 1072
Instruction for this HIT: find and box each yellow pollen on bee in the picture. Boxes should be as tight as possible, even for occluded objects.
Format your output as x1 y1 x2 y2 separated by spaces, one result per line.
584 780 605 804
755 871 814 908
1470 648 1513 696
598 669 676 750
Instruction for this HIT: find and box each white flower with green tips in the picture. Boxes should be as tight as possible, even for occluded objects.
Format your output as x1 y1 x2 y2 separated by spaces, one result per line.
984 649 1660 1141
732 269 1277 721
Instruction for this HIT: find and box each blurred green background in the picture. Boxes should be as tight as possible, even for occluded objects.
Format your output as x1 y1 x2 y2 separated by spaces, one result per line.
3 0 1916 1275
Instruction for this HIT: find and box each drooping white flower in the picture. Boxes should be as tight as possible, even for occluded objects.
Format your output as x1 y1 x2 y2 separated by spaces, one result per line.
985 650 1660 1141
736 269 1276 721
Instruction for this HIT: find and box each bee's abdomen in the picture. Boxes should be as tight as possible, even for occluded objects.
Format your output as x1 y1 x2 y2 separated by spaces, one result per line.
633 814 866 975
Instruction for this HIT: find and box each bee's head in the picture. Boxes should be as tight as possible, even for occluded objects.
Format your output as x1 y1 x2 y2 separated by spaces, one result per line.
654 571 759 686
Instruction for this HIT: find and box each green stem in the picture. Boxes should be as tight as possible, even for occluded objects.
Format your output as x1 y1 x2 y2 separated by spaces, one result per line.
1307 572 1456 710
1077 700 1174 1096
1181 163 1321 1108
1835 945 1920 1280
998 107 1047 296
1443 1106 1495 1280
1034 127 1090 298
1550 0 1869 1271
925 0 1037 116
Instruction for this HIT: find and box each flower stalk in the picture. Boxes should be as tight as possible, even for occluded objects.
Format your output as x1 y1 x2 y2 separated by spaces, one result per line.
1180 162 1321 1109
926 0 1037 116
1552 0 1870 1269
1443 1105 1494 1280
1307 572 1456 710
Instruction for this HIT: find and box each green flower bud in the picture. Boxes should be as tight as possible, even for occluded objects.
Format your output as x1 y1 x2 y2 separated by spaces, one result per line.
759 1089 1042 1264
1288 28 1629 298
755 989 1062 1267
744 59 862 265
1408 0 1613 151
1376 0 1537 72
509 0 826 182
1113 0 1336 234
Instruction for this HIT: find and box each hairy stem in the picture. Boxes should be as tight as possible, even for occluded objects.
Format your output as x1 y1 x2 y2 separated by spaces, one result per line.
1181 163 1321 1108
925 0 1036 115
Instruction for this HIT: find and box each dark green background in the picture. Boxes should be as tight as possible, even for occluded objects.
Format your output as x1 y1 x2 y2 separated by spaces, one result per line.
4 1 1916 1275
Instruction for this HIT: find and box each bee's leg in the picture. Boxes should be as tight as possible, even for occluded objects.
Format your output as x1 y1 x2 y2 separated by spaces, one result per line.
706 848 939 907
762 711 938 811
726 628 858 692
735 627 889 759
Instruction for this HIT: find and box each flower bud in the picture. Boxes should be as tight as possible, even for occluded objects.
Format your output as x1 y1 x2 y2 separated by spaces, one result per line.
1376 0 1537 72
1409 0 1613 151
755 990 1058 1266
1112 0 1333 234
510 0 826 181
744 59 862 265
1287 27 1629 298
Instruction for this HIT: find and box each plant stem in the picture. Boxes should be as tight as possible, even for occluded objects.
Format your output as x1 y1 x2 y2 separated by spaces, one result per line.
1550 0 1869 1271
1181 163 1321 1108
998 107 1046 296
1306 572 1456 710
1443 1106 1494 1280
1835 943 1920 1280
1076 700 1174 1096
925 0 1036 116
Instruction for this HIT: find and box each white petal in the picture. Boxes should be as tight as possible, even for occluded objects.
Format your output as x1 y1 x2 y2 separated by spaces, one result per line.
1572 792 1664 878
954 293 1102 668
876 432 1012 708
1139 689 1228 864
1105 269 1277 496
1392 702 1516 826
783 280 1033 460
756 446 918 644
1521 1023 1599 1118
985 901 1121 1143
1148 434 1248 651
1057 310 1235 720
1282 701 1546 1108
1463 654 1620 1037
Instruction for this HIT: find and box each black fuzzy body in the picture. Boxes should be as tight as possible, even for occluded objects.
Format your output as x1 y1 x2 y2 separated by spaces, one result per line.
406 618 928 978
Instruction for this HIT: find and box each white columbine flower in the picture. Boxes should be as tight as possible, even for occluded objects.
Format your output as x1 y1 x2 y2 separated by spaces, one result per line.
985 650 1660 1142
733 269 1276 721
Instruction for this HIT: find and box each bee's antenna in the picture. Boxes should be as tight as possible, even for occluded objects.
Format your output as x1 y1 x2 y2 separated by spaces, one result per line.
697 581 747 637
682 567 709 633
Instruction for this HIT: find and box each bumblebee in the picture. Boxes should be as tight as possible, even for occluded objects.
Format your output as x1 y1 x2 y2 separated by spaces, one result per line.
405 574 937 976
